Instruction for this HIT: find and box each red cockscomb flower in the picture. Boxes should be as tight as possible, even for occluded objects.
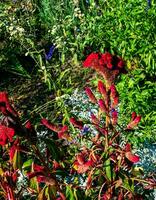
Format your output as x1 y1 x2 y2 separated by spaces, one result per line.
83 53 99 68
100 52 113 69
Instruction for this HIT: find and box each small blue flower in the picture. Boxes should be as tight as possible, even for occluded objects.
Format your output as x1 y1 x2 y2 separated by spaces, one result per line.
146 0 151 11
147 0 151 7
80 126 90 136
45 45 55 61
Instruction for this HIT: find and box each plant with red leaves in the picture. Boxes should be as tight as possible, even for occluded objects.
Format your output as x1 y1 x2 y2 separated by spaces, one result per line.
0 52 155 200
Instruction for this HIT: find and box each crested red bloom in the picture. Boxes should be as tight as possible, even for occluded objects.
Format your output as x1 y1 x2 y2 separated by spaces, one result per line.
0 92 17 116
41 118 61 132
111 110 118 125
70 117 83 129
85 87 97 103
83 53 99 68
99 52 113 69
0 125 15 146
127 115 141 130
98 99 108 113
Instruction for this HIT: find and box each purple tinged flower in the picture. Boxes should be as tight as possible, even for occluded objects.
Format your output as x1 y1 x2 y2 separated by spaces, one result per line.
80 126 90 136
45 45 55 60
146 0 151 11
147 0 151 7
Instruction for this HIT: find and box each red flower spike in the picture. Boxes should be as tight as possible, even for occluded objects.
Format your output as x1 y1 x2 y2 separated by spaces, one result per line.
107 62 113 69
131 112 137 121
0 125 15 146
90 113 100 125
98 80 107 98
83 53 99 68
112 110 118 125
85 87 97 104
70 117 83 129
110 85 119 107
98 99 107 113
110 84 118 98
41 118 61 132
127 115 141 129
125 152 140 163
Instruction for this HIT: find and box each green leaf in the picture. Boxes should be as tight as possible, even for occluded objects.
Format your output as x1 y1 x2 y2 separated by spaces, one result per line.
66 185 75 200
12 150 22 170
22 159 33 169
43 138 61 161
105 158 112 181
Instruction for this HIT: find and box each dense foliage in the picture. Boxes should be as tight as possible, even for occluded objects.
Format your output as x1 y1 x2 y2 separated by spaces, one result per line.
0 1 155 199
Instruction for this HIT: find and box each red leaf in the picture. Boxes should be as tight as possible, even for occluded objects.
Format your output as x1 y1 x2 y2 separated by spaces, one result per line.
125 152 140 163
127 115 141 129
125 143 131 152
70 118 83 129
0 92 17 116
41 118 60 132
0 125 15 146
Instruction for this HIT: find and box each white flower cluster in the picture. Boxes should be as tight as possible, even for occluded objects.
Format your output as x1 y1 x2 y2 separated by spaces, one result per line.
74 7 84 20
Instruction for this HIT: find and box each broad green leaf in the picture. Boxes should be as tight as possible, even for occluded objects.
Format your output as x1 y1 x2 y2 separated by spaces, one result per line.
22 159 33 169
